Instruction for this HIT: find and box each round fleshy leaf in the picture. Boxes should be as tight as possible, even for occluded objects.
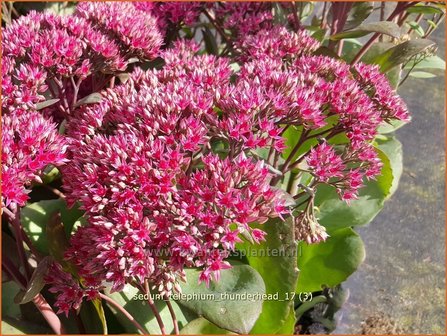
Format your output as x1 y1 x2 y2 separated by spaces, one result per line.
297 228 365 292
178 265 266 334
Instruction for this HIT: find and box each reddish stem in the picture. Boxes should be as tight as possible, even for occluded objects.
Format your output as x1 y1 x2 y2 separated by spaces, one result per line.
33 294 66 335
144 279 166 335
166 299 179 335
99 293 148 335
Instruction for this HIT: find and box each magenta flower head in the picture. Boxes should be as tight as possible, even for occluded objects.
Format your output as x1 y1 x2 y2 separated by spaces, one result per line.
61 42 288 296
44 261 98 317
149 2 204 30
76 2 163 60
2 5 163 120
239 26 320 62
214 2 274 38
1 111 67 209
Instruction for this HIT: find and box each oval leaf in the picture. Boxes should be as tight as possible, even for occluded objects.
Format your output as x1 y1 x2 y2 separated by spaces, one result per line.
372 39 437 72
203 27 218 56
21 199 84 255
343 2 374 30
406 4 445 15
36 99 60 110
74 92 102 107
16 257 53 304
404 55 445 70
46 212 77 275
331 21 401 40
408 71 437 78
105 285 195 334
78 299 108 334
297 228 365 292
178 265 266 334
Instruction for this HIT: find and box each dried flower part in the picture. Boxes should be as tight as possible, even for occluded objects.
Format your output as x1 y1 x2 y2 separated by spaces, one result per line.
294 208 329 244
1 111 67 209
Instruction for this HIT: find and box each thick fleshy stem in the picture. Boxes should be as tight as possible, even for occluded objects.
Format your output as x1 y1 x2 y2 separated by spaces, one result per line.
99 293 148 335
3 258 66 334
203 9 232 46
165 298 180 335
33 294 67 335
281 129 310 173
2 256 27 288
5 207 32 279
42 184 66 199
144 279 166 335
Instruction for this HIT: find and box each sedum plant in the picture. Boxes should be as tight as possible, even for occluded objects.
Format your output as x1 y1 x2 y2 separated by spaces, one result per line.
1 1 444 334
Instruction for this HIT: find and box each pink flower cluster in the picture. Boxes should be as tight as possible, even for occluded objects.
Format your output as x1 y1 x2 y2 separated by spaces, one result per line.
1 111 67 209
238 26 320 62
2 2 413 315
45 261 98 317
1 2 162 209
76 2 162 60
61 45 287 298
214 2 274 38
1 3 162 116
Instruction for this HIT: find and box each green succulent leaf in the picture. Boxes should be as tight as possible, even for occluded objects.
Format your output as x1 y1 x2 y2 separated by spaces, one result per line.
180 317 234 334
313 136 401 233
377 119 406 134
372 39 437 72
274 306 297 334
331 21 402 40
203 27 218 55
408 71 437 78
403 55 445 76
406 4 445 15
178 265 266 334
79 299 108 334
297 228 365 292
35 99 60 110
343 2 374 30
2 318 53 334
236 218 298 334
15 257 53 304
21 199 83 255
74 92 102 107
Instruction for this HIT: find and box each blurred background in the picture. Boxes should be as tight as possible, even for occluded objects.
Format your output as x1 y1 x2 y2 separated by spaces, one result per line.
335 21 445 334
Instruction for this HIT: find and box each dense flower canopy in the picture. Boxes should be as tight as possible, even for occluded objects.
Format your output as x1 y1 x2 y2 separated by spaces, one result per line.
1 1 411 316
